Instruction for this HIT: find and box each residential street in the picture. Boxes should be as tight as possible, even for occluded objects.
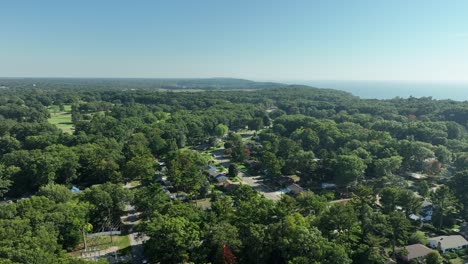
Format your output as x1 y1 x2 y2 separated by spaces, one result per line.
122 184 149 264
210 144 283 201
238 171 283 201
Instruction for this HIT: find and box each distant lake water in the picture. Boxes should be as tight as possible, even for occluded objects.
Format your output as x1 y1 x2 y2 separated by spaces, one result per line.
290 80 468 101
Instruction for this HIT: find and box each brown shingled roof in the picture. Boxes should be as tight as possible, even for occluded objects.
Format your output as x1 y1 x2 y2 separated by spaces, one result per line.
397 244 433 261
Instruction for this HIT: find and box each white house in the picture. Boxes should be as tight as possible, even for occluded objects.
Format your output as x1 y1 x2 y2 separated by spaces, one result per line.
428 235 468 253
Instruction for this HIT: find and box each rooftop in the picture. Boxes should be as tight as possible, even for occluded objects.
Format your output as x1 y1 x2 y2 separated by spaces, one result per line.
429 235 468 249
287 183 304 194
397 244 433 260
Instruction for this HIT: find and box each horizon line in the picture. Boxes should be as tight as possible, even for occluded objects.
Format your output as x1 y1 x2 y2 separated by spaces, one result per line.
2 76 468 83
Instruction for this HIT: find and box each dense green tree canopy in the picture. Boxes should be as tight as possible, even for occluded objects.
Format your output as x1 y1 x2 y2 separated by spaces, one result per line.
2 80 468 263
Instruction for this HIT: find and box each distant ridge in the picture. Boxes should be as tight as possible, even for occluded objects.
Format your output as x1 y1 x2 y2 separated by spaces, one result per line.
0 77 285 90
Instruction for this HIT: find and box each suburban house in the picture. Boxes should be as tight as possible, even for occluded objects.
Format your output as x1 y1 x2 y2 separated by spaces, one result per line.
420 200 433 222
428 235 468 253
70 186 81 194
207 165 220 178
277 175 300 188
410 200 433 222
215 174 229 184
219 180 240 192
396 244 434 262
285 183 304 195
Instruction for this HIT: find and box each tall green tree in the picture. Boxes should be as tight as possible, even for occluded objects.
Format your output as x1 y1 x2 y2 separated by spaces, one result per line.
388 211 410 255
37 183 73 203
425 251 443 264
379 187 400 214
123 154 155 182
228 164 238 178
227 133 247 162
398 190 423 218
430 185 458 230
450 170 468 218
261 151 282 178
373 156 402 177
167 150 208 196
80 183 130 225
333 155 367 187
214 124 229 138
0 163 13 198
133 184 170 217
204 222 241 264
142 214 201 263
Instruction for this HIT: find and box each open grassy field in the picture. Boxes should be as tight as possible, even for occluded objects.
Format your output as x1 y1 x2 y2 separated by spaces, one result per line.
47 105 74 133
69 234 131 257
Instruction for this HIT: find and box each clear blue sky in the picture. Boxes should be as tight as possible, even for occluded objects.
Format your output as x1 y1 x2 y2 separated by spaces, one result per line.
2 0 468 81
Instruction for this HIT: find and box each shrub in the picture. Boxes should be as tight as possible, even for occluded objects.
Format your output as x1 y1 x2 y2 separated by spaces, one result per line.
455 249 466 257
443 252 458 259
409 231 428 245
422 223 437 232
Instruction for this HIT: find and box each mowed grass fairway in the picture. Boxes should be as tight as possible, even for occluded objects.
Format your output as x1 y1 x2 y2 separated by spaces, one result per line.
48 105 75 133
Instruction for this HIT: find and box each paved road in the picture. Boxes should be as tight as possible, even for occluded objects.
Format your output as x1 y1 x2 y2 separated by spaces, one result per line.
209 142 283 201
123 184 149 264
238 171 283 201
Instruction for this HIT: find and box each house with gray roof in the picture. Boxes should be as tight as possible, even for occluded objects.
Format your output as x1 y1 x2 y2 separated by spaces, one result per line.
428 235 468 253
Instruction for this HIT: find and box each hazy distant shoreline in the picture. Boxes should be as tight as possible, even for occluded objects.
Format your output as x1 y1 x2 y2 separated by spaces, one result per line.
289 80 468 101
2 77 468 101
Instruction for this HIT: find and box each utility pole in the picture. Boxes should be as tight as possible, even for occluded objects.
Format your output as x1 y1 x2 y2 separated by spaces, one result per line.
108 208 114 244
81 227 87 251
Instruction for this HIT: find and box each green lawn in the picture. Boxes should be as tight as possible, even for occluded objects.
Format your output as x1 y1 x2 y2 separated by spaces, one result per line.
450 258 464 264
69 235 130 256
193 198 212 210
113 235 131 249
236 164 247 170
47 105 74 133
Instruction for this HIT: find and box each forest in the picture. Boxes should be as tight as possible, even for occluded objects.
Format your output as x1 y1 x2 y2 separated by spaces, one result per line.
1 78 468 263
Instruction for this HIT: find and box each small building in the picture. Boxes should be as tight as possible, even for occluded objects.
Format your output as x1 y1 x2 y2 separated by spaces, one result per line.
407 172 427 180
428 235 468 253
176 193 187 201
329 198 351 205
286 183 304 195
207 166 219 178
420 200 433 222
220 181 240 193
408 214 420 221
215 174 229 183
70 186 81 194
277 176 295 187
287 175 300 183
164 189 176 199
321 182 337 189
160 176 173 187
246 160 260 169
396 244 434 262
